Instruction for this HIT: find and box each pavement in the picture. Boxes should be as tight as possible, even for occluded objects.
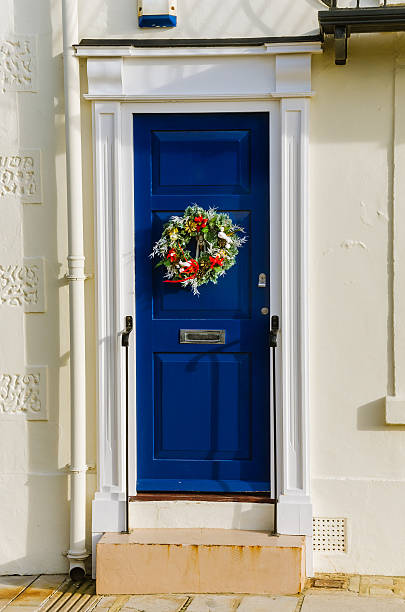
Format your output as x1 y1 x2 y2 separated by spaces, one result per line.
2 574 405 611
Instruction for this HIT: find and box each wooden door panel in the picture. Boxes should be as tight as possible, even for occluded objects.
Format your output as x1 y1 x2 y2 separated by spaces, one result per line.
134 112 270 492
153 352 251 460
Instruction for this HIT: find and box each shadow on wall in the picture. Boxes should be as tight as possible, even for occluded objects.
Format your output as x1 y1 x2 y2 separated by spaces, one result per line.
357 398 405 432
77 0 321 39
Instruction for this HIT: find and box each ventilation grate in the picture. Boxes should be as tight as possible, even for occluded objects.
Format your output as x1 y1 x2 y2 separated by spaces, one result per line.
313 517 347 553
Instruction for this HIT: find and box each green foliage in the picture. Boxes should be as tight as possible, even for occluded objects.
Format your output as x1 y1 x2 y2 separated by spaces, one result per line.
150 204 247 295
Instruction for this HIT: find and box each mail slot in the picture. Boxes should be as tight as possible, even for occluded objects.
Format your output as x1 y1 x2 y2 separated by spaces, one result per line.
179 329 226 344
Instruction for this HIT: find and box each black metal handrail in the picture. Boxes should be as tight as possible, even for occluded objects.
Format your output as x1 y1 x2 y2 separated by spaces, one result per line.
270 315 280 535
121 315 133 535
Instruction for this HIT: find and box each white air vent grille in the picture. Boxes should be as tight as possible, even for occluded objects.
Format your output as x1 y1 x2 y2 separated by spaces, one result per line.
313 517 347 553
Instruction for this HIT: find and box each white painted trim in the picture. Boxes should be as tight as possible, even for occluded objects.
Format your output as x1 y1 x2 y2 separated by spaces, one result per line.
84 47 318 102
91 533 103 579
277 98 312 558
84 92 315 102
120 98 283 501
265 43 322 56
87 45 315 573
120 106 137 500
76 42 322 59
280 98 310 497
92 102 127 532
386 58 405 425
129 500 274 531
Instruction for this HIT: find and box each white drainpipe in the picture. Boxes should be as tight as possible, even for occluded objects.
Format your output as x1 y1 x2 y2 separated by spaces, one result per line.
62 0 89 581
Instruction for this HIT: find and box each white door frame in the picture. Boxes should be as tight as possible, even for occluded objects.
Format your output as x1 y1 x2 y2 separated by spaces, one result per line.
76 41 321 573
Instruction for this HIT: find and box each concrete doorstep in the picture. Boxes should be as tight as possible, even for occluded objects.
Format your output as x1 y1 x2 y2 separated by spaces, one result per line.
96 530 306 596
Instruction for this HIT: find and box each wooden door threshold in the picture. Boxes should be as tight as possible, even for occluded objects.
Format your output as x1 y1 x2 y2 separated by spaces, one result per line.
129 492 275 503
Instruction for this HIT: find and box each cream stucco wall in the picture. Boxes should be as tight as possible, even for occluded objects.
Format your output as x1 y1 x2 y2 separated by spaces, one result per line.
0 0 97 575
1 0 405 577
77 0 321 40
310 32 405 574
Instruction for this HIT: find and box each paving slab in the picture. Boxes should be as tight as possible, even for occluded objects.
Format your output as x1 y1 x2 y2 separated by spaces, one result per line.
121 594 189 611
187 595 240 611
5 575 66 609
38 578 75 611
302 594 405 611
96 595 130 608
0 576 37 610
348 576 361 593
238 595 299 611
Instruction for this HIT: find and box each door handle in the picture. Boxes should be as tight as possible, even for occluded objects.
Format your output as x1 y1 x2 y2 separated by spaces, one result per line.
258 273 267 288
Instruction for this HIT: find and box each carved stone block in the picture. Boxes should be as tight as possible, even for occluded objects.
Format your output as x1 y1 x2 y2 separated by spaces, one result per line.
0 257 45 312
0 35 37 92
0 149 42 203
0 366 47 420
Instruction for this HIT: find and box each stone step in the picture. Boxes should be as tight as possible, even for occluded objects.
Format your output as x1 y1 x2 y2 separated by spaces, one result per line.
96 529 306 596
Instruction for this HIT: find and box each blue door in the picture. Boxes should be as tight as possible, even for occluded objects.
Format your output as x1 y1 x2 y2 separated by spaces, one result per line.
134 113 270 492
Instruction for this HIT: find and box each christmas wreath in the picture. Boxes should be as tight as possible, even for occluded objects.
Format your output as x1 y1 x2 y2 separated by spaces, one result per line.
151 204 247 295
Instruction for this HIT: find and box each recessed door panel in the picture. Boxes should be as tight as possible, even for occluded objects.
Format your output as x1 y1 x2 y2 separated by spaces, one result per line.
151 130 251 194
154 353 251 460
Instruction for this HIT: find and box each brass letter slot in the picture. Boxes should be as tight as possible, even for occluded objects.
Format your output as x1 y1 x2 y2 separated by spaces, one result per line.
179 329 226 344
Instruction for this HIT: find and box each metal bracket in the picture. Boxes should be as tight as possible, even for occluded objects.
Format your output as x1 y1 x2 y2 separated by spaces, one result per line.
319 6 405 66
64 272 92 282
269 315 280 348
121 315 133 347
334 25 348 66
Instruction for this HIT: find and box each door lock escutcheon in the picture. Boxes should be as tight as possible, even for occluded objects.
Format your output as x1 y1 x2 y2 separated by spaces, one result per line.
258 273 267 288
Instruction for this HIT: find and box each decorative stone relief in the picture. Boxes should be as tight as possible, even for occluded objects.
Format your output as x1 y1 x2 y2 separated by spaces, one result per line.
0 150 42 203
0 257 45 312
0 36 37 92
0 366 47 420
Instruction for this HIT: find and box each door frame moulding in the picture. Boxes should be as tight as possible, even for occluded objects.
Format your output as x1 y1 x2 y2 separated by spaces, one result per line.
76 41 321 58
82 42 321 574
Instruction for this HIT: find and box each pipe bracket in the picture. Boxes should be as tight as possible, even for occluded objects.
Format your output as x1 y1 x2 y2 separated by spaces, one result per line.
67 549 90 561
69 464 89 474
65 272 90 281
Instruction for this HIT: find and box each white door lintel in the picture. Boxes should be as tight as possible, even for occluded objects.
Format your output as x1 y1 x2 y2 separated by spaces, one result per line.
80 42 320 101
86 43 317 563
